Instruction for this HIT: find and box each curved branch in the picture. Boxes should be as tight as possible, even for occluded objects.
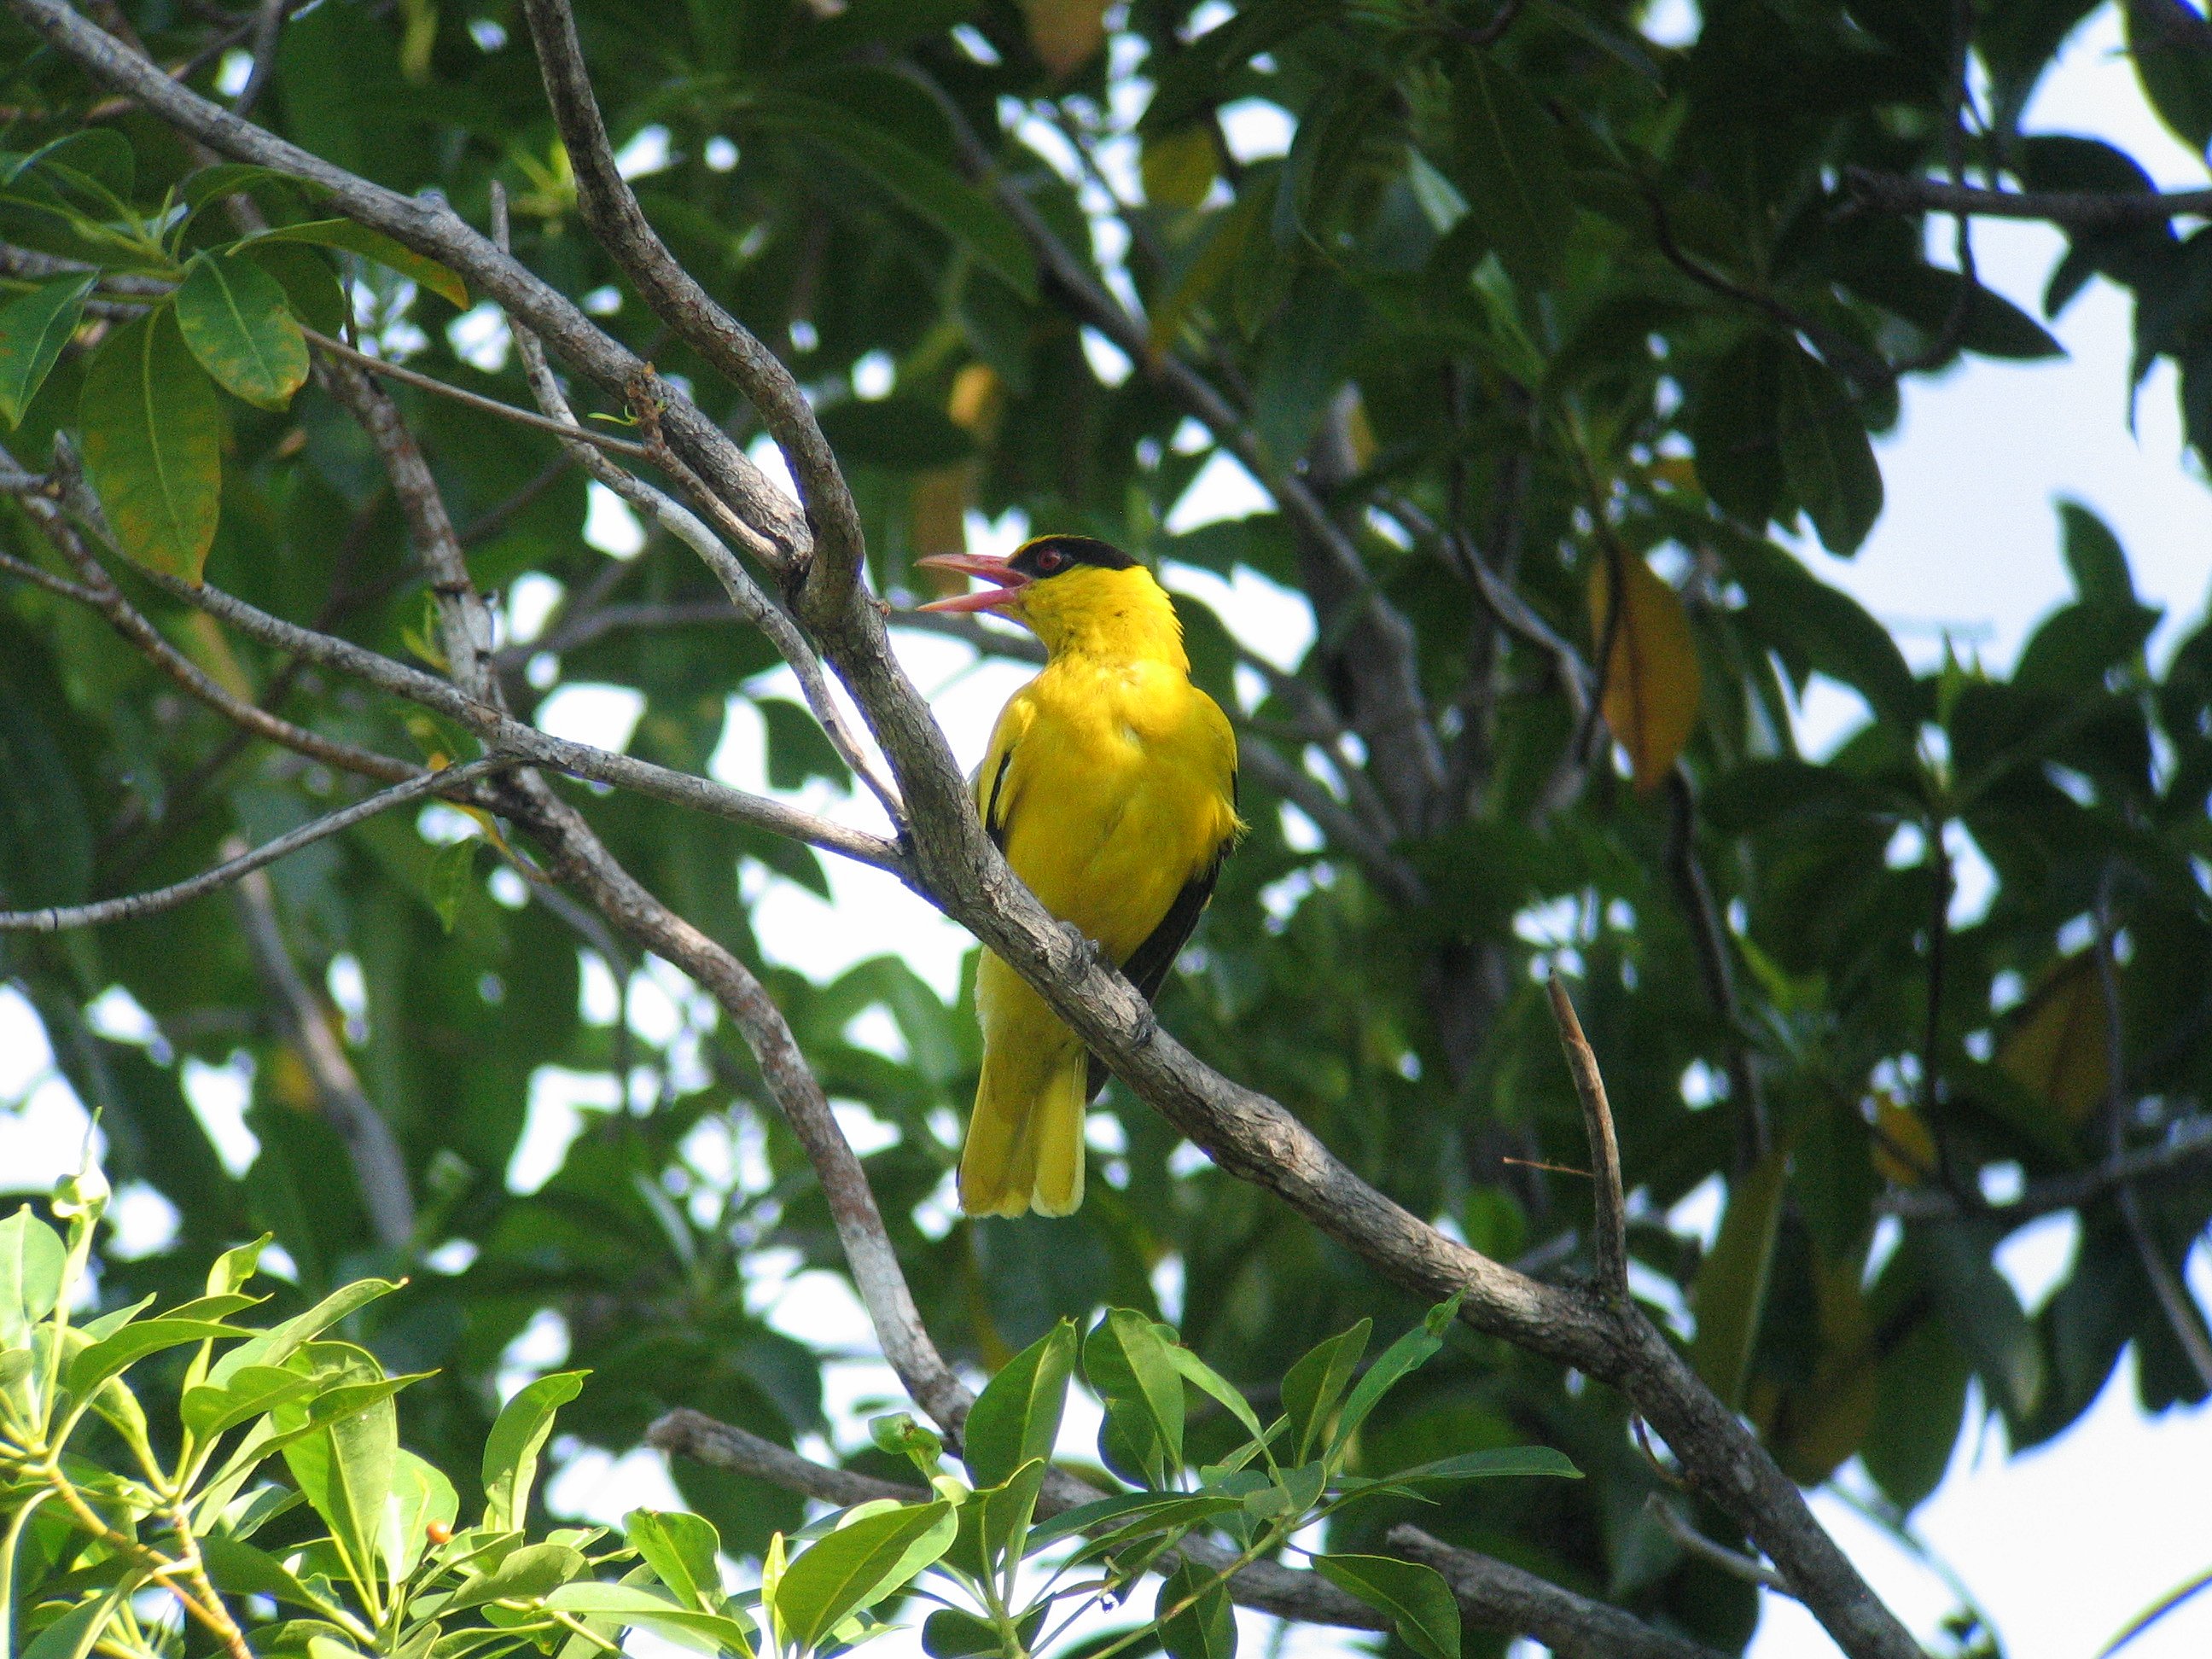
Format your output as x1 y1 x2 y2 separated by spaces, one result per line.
1844 166 2212 229
515 0 865 602
0 755 516 933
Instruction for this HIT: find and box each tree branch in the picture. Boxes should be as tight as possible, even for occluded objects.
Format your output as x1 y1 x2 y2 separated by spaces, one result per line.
1843 166 2212 229
1546 975 1627 1302
120 562 905 873
1388 1525 1730 1659
229 852 415 1248
0 755 516 934
7 438 416 785
6 0 808 566
515 0 864 600
1643 1494 1790 1594
1876 1115 2212 1225
302 328 656 462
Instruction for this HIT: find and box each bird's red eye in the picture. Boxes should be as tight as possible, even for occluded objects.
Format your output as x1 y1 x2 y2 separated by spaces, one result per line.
1038 550 1063 572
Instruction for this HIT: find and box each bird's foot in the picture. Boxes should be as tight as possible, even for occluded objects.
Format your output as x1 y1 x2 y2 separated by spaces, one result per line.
1058 921 1108 969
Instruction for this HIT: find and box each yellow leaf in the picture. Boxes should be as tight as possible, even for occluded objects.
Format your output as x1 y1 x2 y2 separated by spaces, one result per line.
1142 126 1218 212
910 467 971 562
946 363 1002 437
269 1043 319 1112
1869 1094 1936 1186
1999 952 2111 1126
180 612 256 702
1020 0 1108 77
1759 1254 1877 1486
1587 548 1701 794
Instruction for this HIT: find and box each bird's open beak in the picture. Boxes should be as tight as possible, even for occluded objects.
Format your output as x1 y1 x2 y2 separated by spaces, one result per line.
913 552 1030 614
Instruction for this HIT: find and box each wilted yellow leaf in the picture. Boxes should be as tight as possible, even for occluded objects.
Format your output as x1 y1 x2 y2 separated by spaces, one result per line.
1999 951 2111 1126
1142 125 1218 212
1759 1254 1877 1487
1869 1094 1936 1186
1588 548 1702 794
1020 0 1108 77
947 363 1002 437
911 467 970 563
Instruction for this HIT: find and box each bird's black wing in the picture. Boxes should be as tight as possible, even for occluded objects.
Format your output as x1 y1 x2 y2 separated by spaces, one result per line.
981 747 1015 853
1085 843 1225 1102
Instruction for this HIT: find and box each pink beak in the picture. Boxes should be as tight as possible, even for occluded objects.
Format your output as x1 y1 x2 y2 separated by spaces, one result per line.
914 552 1030 614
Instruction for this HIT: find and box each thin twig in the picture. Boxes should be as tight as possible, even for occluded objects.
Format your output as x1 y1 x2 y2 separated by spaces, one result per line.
1643 1495 1791 1595
1843 166 2212 229
2097 882 2212 1390
1545 974 1627 1301
1877 1115 2212 1224
230 848 415 1247
0 756 515 933
302 328 655 460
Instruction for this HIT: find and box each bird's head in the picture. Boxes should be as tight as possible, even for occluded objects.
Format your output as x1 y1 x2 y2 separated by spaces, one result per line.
916 535 1175 658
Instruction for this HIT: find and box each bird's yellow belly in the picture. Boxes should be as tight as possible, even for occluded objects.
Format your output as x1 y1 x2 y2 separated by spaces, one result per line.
998 689 1229 963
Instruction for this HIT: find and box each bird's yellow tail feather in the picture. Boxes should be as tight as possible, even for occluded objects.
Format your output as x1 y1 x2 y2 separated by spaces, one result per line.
959 1042 1087 1219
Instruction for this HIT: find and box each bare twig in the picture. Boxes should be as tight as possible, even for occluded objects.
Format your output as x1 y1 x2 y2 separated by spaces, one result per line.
1545 975 1627 1301
302 329 655 460
230 848 415 1248
2098 885 2212 1390
0 756 515 934
496 197 905 823
1644 1495 1790 1593
1877 1115 2212 1224
515 0 860 591
228 0 288 119
1843 166 2212 229
8 441 416 785
125 564 905 872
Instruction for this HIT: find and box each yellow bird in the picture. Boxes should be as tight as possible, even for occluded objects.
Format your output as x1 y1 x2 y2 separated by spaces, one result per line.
917 535 1241 1218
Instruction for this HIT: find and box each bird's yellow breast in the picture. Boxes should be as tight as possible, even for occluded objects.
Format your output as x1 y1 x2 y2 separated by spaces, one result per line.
987 655 1237 960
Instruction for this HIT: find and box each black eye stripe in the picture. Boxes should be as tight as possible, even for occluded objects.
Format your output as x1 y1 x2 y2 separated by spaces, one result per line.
1010 535 1138 577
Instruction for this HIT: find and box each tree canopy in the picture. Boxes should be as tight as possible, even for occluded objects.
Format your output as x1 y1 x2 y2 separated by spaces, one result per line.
2 2 2210 1656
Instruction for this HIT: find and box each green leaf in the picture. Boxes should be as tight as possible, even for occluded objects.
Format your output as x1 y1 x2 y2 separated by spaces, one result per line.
744 95 1037 300
1156 1557 1236 1659
1312 1555 1460 1659
481 1370 587 1532
0 1206 66 1348
1776 347 1883 556
446 1542 590 1611
245 219 469 309
1166 1343 1267 1449
1023 1492 1247 1552
968 1457 1048 1582
922 1608 1040 1659
1329 1300 1458 1455
211 1278 403 1386
175 251 311 410
815 399 975 469
772 1501 957 1651
540 1584 754 1656
201 1534 344 1615
21 1588 124 1659
78 310 224 581
66 1318 247 1399
1692 332 1786 528
626 1509 725 1612
1084 1307 1186 1486
282 1386 399 1598
964 1318 1077 1488
1357 1447 1582 1488
1281 1320 1368 1462
1448 49 1574 289
381 1449 459 1586
243 242 350 335
2058 499 2136 610
0 274 93 426
1690 1147 1790 1410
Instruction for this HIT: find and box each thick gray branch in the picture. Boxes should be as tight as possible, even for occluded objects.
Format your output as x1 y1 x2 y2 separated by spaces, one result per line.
1391 1526 1730 1659
1844 166 2212 228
